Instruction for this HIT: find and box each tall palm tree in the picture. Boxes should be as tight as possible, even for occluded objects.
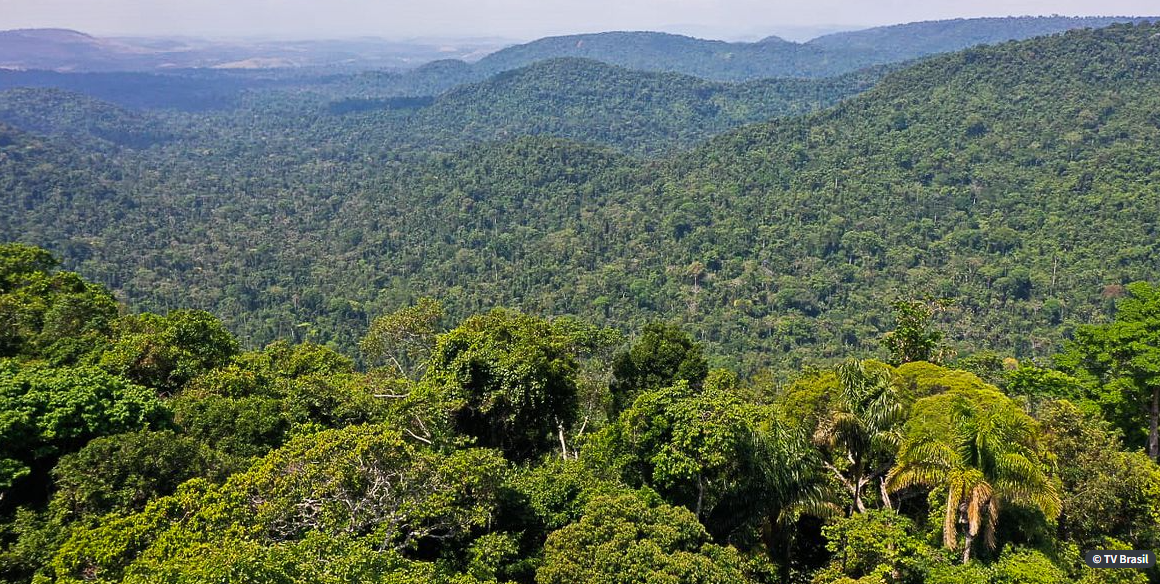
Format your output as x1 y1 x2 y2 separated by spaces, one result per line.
886 395 1061 563
756 421 841 584
813 360 905 513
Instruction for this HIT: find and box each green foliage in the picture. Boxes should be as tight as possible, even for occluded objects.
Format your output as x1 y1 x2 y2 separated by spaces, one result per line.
813 509 936 584
989 547 1067 584
893 361 992 402
1005 364 1084 402
1058 282 1160 458
240 425 508 550
361 297 444 379
773 368 839 431
535 491 754 584
100 310 239 393
49 425 509 582
952 351 1011 388
49 479 254 584
1066 539 1153 584
0 264 1153 583
0 243 57 291
596 380 761 521
170 394 288 461
923 562 991 584
881 299 951 366
1035 400 1160 551
0 364 166 499
253 340 355 379
888 385 1060 562
51 430 224 519
505 458 619 534
425 309 580 461
0 244 116 364
608 322 708 414
813 360 904 513
174 369 396 463
119 532 453 584
0 507 65 584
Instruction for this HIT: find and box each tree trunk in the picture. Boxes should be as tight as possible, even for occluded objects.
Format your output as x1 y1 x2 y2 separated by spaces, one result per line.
853 477 867 513
879 477 893 511
887 540 901 581
1150 386 1159 461
696 474 705 519
961 532 974 564
761 515 794 584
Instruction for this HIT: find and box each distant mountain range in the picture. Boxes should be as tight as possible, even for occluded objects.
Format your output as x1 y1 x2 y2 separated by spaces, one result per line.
1 16 1154 77
0 28 509 72
471 16 1158 80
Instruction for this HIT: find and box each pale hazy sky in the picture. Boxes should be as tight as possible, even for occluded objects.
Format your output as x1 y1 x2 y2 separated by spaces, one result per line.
1 0 1157 40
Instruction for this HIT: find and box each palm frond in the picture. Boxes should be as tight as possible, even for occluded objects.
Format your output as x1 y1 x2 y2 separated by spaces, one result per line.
983 497 999 550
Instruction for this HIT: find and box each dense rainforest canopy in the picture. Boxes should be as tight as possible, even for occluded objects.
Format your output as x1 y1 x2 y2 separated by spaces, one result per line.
1 244 1158 583
2 16 1160 583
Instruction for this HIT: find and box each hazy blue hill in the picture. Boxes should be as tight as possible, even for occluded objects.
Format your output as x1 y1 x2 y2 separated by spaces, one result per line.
320 59 484 98
0 28 509 72
0 56 882 158
200 57 888 157
472 31 827 81
0 29 125 71
4 15 1150 117
805 15 1158 62
468 16 1156 80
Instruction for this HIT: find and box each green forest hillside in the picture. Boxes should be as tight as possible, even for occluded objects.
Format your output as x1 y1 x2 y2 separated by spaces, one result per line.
0 60 884 157
2 23 1160 374
0 88 173 149
649 21 1160 366
345 58 883 155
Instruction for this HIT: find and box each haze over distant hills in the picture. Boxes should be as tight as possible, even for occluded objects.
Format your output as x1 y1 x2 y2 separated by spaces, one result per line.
0 28 509 72
1 15 1155 76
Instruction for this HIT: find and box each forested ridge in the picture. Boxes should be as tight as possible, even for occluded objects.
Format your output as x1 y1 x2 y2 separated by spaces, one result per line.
0 59 885 155
3 23 1159 372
